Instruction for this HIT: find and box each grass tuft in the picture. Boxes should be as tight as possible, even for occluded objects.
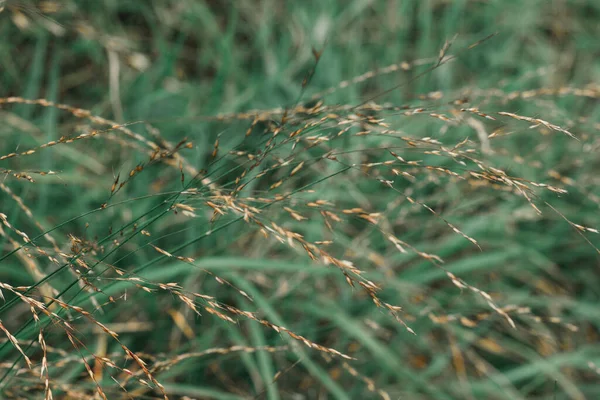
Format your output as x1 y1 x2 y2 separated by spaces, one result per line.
1 1 600 399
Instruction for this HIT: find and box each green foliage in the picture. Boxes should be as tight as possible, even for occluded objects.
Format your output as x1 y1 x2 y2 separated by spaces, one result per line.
1 1 600 399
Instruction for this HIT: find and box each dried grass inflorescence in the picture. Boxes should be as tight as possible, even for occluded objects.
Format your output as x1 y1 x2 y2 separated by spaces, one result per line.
0 39 598 398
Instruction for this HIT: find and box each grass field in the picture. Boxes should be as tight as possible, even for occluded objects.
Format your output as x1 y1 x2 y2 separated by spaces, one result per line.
1 1 600 399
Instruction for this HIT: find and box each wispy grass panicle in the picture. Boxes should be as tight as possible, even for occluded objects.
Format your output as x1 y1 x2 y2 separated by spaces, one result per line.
1 2 600 398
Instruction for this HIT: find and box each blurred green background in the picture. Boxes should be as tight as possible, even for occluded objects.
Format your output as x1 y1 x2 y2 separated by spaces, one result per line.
1 1 600 399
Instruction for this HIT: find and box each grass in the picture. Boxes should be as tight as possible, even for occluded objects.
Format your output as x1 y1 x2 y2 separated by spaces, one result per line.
1 1 600 399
